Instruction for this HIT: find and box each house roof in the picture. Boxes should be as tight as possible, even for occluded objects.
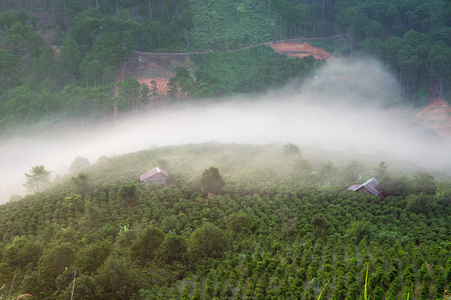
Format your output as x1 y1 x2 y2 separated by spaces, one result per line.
346 178 381 196
346 184 361 191
362 178 381 196
194 139 221 145
140 167 169 181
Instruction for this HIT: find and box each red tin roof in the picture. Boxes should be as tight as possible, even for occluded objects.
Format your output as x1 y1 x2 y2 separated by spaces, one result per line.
140 167 169 181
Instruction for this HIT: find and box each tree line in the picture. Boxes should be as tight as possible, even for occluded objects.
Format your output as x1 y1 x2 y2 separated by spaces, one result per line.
0 0 449 131
269 0 451 102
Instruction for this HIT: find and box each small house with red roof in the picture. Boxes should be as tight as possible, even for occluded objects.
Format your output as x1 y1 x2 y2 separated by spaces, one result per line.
347 178 381 196
140 167 169 187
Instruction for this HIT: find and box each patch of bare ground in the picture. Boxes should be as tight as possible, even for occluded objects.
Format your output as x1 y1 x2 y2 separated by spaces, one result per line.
411 97 451 139
122 52 189 98
270 41 334 61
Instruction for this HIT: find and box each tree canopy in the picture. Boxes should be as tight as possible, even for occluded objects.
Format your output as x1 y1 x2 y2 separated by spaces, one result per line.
0 0 448 131
23 165 51 193
0 143 450 299
200 166 225 196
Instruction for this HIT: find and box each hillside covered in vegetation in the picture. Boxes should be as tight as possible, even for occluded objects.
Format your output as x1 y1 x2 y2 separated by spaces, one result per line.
0 0 449 131
0 1 451 298
0 143 450 299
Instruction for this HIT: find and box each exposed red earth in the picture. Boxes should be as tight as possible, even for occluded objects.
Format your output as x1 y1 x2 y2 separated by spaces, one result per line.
411 81 451 139
120 41 334 100
412 97 451 139
120 52 189 105
269 41 334 61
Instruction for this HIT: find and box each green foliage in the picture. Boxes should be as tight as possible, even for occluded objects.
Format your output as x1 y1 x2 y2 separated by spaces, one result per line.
189 222 227 258
69 157 90 174
38 242 75 283
115 77 150 112
0 0 448 129
413 172 437 195
283 143 301 155
243 54 323 93
75 240 112 274
156 233 187 264
94 255 140 299
4 236 41 269
225 211 252 233
117 183 139 206
190 45 275 91
187 0 280 51
201 166 225 196
23 165 51 193
130 226 164 263
2 143 449 298
406 194 432 215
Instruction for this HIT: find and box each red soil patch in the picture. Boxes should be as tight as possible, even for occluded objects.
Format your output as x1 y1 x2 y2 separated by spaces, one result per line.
137 78 170 97
52 46 61 57
122 52 189 98
137 77 169 107
270 42 334 61
411 97 451 139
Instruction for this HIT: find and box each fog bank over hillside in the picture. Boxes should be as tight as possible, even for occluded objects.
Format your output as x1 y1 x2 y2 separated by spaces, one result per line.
0 59 449 204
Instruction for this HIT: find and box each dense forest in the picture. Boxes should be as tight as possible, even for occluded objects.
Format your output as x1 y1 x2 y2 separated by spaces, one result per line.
0 143 450 299
0 0 450 131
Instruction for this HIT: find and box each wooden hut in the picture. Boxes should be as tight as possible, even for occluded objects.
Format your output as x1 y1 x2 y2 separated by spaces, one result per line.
346 178 381 196
140 167 169 187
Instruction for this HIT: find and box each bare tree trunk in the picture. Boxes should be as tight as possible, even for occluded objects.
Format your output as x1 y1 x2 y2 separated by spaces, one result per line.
70 268 76 300
149 0 152 19
64 0 68 31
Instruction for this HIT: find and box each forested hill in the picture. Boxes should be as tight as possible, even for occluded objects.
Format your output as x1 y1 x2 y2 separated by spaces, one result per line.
0 143 451 299
0 0 450 131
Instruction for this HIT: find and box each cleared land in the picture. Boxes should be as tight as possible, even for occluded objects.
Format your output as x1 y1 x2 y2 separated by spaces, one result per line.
119 42 334 97
270 41 335 61
123 52 190 98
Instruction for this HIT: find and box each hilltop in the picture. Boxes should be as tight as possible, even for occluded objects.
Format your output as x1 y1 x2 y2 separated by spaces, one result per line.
0 143 450 299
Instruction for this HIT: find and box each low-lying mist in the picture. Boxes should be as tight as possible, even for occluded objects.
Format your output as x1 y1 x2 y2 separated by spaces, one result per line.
1 58 449 204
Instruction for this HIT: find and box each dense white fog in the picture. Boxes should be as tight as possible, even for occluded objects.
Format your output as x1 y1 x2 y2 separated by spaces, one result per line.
0 59 449 203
